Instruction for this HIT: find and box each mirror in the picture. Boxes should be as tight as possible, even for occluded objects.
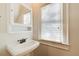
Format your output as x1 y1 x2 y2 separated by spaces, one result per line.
9 3 32 33
10 3 32 24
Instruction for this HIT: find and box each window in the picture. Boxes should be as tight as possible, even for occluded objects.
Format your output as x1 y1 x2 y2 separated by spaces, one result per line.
40 3 69 45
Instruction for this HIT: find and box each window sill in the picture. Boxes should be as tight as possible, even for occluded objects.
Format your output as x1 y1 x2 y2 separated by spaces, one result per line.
34 39 70 50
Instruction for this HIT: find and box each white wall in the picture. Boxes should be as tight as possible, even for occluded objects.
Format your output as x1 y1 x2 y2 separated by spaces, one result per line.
0 4 32 56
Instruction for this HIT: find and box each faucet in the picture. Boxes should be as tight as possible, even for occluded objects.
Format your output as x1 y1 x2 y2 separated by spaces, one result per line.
17 38 28 44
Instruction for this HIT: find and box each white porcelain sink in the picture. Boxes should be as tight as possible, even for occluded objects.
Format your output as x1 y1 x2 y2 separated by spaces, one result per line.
6 39 40 56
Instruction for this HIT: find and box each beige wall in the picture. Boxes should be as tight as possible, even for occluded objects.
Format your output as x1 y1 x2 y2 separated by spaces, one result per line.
32 3 79 56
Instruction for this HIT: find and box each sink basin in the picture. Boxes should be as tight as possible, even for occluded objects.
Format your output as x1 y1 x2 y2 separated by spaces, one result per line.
6 39 40 56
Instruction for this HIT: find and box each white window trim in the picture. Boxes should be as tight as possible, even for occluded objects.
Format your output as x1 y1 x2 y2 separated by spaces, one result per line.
37 3 70 47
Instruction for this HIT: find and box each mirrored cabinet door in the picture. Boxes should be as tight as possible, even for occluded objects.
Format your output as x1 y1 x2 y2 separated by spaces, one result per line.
8 3 32 33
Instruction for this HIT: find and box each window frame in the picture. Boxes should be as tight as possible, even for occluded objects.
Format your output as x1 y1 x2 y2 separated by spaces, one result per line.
38 3 70 47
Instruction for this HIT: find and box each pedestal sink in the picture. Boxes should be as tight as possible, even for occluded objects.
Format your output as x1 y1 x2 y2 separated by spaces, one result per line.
6 39 40 56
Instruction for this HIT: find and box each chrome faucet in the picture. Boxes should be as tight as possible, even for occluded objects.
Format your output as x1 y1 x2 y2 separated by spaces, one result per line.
17 38 27 44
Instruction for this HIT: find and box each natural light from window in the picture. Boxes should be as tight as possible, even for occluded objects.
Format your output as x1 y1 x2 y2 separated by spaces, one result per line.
41 3 64 43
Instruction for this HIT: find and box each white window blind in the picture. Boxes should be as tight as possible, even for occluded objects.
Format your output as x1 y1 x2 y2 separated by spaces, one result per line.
41 3 66 44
